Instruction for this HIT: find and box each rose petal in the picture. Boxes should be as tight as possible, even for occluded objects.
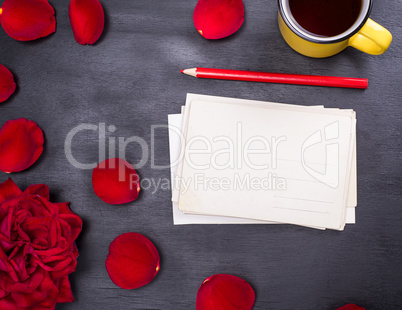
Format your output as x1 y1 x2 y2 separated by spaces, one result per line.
193 0 244 39
69 0 105 45
54 202 82 242
32 304 56 310
0 0 56 41
17 196 52 218
58 214 82 242
22 184 49 200
8 244 30 281
92 158 140 204
0 247 19 282
55 276 74 303
105 232 160 289
21 217 50 241
0 118 44 173
55 202 74 216
337 304 366 310
0 287 7 299
0 64 16 103
196 274 255 310
0 178 22 204
0 296 19 310
11 271 58 308
1 267 44 294
48 257 77 280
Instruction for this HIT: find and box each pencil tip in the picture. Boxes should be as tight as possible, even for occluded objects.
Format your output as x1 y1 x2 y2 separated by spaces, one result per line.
180 68 197 77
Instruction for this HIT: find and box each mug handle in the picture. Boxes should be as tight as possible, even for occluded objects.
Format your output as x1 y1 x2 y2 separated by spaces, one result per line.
348 18 392 55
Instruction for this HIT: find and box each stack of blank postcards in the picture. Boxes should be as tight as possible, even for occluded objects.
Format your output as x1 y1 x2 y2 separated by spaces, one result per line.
168 94 357 230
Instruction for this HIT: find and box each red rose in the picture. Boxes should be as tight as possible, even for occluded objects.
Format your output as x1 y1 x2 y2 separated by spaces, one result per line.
0 178 82 310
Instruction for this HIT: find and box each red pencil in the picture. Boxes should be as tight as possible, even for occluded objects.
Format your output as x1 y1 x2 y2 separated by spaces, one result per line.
180 67 368 89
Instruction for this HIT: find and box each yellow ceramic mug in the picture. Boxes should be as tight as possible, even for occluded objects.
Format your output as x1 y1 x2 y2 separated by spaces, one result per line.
278 0 392 58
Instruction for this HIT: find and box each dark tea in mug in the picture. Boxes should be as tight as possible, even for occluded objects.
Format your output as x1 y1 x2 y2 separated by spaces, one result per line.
288 0 362 37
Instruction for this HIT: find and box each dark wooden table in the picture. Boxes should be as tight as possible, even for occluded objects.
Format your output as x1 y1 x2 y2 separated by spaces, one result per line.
0 0 401 309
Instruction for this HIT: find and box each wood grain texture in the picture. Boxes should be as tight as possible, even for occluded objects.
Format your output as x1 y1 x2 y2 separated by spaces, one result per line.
0 0 401 309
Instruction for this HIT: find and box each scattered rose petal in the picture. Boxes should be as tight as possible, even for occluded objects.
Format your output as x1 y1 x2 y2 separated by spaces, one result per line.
0 118 44 173
105 232 160 289
196 274 255 310
0 64 16 103
92 158 140 204
337 304 366 310
193 0 244 39
69 0 105 45
0 0 56 41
